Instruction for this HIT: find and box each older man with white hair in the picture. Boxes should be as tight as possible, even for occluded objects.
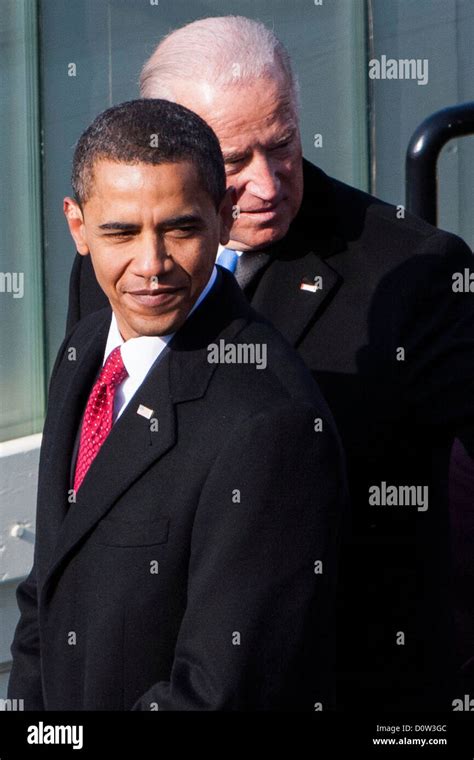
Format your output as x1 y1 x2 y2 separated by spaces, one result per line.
66 15 474 713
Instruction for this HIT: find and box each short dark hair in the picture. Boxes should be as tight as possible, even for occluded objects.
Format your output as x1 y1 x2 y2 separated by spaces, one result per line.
71 99 226 208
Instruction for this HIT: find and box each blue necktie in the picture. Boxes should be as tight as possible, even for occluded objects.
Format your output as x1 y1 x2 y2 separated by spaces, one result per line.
217 247 238 273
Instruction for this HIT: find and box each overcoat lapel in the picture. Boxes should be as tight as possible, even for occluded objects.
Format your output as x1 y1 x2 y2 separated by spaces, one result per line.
251 159 346 347
35 310 110 582
252 252 342 346
40 348 177 596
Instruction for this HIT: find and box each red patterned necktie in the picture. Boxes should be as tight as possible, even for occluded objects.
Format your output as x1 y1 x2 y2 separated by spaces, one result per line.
73 346 128 493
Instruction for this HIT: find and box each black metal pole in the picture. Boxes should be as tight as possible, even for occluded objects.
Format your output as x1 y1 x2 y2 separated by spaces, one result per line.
406 102 474 225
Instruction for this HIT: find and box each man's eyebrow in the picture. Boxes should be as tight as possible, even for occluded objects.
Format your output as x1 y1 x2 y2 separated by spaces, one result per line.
98 222 141 231
159 214 205 227
222 149 251 163
98 215 205 231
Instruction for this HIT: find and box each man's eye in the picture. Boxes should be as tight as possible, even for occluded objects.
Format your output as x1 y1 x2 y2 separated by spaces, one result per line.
104 232 134 239
225 163 245 177
271 140 291 151
170 227 198 236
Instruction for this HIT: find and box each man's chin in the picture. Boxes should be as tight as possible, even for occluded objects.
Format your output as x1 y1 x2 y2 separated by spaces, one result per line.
229 219 290 251
116 310 186 339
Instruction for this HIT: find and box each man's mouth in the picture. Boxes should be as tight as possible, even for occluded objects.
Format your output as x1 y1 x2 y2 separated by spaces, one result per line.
244 204 278 213
126 287 185 308
241 200 284 218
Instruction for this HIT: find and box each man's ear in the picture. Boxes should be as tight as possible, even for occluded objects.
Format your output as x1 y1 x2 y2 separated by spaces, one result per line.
63 197 90 255
218 186 237 246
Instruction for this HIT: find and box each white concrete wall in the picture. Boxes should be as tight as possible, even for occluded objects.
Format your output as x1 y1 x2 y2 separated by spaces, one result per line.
0 434 40 698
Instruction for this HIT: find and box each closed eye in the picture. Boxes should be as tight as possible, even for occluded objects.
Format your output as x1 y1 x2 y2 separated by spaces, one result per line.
169 226 199 237
103 231 136 239
270 139 293 152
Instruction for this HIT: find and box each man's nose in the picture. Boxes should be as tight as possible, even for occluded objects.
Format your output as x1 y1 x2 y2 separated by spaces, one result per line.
246 154 281 201
132 235 169 279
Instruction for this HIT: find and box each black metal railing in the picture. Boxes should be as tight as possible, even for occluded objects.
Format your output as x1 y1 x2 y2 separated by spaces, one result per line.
406 102 474 225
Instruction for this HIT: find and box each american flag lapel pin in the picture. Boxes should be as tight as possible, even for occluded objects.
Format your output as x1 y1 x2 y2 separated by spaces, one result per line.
299 275 322 293
137 404 154 420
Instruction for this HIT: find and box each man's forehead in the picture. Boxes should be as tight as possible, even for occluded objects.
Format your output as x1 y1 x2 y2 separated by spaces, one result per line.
219 121 297 166
83 161 212 217
84 196 210 226
91 158 196 182
215 109 298 163
172 78 298 145
87 158 203 199
220 103 295 136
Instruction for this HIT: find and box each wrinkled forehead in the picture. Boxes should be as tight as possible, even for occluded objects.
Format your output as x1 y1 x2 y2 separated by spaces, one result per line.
170 76 300 150
221 100 298 150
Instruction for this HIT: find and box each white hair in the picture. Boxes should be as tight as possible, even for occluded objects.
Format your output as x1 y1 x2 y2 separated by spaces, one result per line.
139 15 300 112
